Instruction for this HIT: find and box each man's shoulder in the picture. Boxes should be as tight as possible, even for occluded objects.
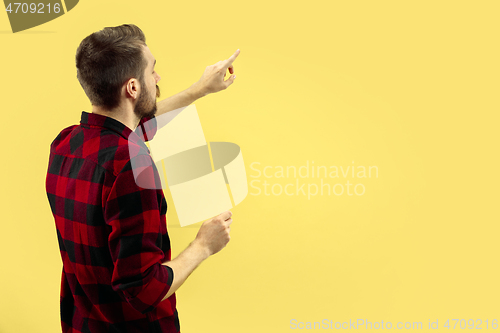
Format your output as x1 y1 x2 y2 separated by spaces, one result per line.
49 123 151 177
86 129 152 177
49 124 78 153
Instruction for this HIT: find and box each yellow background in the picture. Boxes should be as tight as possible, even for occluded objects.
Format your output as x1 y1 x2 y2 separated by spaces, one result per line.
1 0 499 332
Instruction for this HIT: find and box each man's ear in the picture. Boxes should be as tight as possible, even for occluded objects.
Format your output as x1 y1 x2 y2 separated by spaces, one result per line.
125 78 140 100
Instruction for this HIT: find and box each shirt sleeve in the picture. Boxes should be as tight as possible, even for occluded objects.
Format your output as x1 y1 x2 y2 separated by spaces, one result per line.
104 153 173 314
135 115 158 142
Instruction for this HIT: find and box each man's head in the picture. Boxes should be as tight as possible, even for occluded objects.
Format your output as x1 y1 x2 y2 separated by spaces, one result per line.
75 24 161 118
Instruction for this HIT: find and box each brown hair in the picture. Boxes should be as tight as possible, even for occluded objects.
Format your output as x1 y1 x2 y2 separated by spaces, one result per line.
76 24 147 109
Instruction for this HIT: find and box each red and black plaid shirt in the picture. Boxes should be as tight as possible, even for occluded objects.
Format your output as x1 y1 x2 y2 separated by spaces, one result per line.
45 111 180 333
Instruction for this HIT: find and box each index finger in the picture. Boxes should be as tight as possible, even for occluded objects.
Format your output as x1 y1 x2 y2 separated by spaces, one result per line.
219 210 232 221
223 49 240 68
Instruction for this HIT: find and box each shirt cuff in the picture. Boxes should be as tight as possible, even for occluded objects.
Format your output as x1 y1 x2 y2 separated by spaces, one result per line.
122 263 174 314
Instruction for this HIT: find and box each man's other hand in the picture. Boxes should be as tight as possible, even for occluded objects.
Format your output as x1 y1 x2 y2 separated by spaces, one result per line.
194 211 233 256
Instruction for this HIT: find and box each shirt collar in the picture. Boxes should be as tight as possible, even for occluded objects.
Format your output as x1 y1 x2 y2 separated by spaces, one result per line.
80 111 148 150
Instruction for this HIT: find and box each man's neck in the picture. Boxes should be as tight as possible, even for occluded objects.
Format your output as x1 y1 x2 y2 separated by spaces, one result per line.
91 105 140 132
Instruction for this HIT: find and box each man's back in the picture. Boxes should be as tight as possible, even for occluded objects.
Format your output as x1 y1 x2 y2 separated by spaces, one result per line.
45 111 180 333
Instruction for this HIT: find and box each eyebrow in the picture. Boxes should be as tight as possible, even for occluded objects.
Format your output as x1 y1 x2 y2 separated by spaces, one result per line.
153 59 156 68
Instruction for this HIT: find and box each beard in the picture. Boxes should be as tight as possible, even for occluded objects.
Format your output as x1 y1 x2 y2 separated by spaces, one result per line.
133 83 161 119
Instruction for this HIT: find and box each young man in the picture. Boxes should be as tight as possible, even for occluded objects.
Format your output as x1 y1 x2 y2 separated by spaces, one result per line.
45 24 240 333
